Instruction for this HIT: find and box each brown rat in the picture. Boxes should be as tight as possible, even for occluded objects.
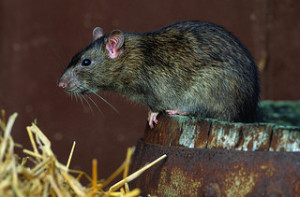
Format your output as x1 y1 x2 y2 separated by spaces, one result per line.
58 21 259 128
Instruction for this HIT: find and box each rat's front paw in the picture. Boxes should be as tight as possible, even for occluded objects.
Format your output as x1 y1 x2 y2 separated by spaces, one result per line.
148 111 159 129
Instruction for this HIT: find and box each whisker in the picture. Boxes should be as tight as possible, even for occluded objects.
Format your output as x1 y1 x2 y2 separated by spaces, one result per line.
77 94 84 105
74 93 79 103
76 93 89 112
70 93 74 101
77 84 119 114
91 91 119 114
86 95 103 115
81 95 94 113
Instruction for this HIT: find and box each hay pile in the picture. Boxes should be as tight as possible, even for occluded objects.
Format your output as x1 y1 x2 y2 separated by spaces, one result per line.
0 111 166 196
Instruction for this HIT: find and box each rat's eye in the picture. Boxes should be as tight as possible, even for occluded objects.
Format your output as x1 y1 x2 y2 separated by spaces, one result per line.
82 59 92 66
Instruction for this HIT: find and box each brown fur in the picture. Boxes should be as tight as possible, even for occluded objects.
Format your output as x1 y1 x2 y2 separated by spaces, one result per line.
58 21 259 122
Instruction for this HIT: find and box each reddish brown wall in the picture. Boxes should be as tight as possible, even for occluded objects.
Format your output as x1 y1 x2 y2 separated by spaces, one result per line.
0 0 299 177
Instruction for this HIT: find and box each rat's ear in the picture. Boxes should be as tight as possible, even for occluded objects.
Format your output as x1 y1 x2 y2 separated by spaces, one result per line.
106 30 124 59
93 27 104 40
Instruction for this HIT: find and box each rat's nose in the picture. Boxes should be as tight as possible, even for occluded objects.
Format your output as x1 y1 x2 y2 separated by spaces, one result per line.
58 81 67 89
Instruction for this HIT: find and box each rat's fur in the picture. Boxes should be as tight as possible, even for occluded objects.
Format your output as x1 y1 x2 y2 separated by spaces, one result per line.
59 21 259 123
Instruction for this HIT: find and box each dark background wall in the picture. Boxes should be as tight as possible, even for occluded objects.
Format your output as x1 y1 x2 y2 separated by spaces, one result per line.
0 0 299 178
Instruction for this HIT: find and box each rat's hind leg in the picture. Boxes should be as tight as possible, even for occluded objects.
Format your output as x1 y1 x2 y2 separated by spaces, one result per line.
166 110 187 115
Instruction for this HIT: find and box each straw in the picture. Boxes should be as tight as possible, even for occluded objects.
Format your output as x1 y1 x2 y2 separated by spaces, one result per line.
0 110 167 196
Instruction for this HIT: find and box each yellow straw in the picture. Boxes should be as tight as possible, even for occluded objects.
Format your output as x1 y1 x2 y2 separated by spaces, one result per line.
66 141 76 169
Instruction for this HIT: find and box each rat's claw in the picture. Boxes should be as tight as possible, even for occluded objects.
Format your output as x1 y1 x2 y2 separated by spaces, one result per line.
166 110 187 115
148 111 159 129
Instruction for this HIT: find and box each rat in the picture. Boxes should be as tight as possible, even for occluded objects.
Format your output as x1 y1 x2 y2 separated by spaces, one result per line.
58 21 259 128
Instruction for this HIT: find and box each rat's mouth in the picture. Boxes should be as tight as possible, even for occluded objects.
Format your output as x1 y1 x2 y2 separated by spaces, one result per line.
65 86 89 95
60 80 90 95
58 78 97 95
67 85 97 95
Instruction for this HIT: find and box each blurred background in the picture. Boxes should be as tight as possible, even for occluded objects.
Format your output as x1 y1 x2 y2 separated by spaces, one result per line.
0 0 299 178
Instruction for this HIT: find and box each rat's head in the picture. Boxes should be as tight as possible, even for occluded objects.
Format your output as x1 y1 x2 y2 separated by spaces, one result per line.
58 27 124 95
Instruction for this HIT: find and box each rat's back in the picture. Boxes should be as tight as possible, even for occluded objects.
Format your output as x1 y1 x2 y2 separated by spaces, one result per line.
138 21 259 122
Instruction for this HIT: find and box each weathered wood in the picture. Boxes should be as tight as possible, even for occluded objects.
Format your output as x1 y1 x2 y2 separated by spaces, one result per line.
270 126 300 152
131 140 300 197
207 122 274 151
144 114 299 152
131 101 300 196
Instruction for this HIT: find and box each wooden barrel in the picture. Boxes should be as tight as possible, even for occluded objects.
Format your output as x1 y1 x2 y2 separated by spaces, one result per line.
130 101 300 196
